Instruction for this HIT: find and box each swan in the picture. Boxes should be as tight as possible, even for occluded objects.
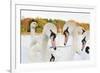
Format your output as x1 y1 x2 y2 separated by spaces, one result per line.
63 20 90 60
81 31 90 51
42 23 57 61
62 20 79 60
29 22 57 62
63 20 78 46
30 20 38 46
73 24 90 53
73 38 90 60
28 20 41 62
28 20 47 62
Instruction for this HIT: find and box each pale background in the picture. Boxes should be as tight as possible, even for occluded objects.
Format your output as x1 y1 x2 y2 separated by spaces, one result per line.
0 0 99 73
21 10 90 23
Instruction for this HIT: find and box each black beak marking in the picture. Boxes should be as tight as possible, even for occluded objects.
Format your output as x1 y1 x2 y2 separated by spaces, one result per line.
50 29 56 41
63 27 69 46
82 36 86 45
63 27 69 36
50 54 55 62
82 29 85 34
81 36 87 51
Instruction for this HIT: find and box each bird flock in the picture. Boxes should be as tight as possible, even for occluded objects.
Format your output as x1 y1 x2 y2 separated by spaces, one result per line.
28 20 90 63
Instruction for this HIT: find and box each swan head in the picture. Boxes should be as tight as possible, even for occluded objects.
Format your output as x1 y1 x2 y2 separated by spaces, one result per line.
43 23 57 50
81 31 90 51
75 24 90 52
30 22 37 31
30 19 37 33
63 20 77 46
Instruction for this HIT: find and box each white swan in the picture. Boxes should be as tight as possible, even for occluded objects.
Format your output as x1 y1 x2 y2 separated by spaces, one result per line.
62 20 78 60
63 20 77 46
29 20 47 62
62 20 90 60
42 23 57 61
30 21 38 46
30 22 37 35
81 31 90 51
28 20 41 62
29 22 57 62
73 38 90 60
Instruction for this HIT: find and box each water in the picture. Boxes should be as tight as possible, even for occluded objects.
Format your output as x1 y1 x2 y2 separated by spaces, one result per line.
21 34 89 63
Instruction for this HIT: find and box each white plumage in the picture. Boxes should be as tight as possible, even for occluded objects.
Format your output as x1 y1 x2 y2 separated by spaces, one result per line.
63 20 90 59
29 22 57 62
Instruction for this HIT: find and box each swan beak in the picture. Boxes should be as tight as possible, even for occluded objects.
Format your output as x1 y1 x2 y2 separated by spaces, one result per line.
50 30 57 50
81 44 85 51
81 36 87 51
50 36 56 50
81 42 87 51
